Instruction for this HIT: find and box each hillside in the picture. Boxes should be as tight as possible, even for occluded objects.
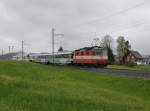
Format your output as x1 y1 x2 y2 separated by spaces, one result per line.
0 61 150 111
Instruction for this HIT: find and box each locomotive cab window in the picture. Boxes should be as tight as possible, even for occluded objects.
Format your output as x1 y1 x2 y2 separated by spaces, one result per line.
96 51 102 55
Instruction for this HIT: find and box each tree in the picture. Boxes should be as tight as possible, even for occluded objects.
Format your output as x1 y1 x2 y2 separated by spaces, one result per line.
58 46 64 52
102 35 113 48
102 35 115 64
107 47 115 64
117 36 131 63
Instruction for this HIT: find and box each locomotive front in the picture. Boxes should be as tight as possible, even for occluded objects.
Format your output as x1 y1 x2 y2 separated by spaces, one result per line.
73 46 108 66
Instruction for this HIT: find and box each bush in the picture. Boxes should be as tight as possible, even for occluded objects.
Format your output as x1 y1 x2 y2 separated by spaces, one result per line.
126 61 137 67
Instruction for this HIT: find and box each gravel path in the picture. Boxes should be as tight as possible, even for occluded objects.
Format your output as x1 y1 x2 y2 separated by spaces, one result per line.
72 66 150 78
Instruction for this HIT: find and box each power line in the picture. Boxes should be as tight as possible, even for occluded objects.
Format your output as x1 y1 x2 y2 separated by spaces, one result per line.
69 21 150 46
89 21 150 37
110 22 150 34
76 0 150 27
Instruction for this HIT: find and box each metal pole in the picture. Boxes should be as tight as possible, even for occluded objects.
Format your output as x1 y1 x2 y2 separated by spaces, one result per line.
51 28 64 64
52 28 55 64
12 46 14 52
22 40 24 60
2 49 3 56
9 46 11 53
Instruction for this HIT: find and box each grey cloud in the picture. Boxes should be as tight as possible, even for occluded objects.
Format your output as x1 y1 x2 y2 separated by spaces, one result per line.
0 0 150 54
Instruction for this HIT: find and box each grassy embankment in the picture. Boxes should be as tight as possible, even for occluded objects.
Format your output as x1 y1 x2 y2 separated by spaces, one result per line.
108 64 150 71
0 61 150 111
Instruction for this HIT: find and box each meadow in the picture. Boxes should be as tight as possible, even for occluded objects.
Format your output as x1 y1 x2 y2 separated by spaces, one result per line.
0 61 150 111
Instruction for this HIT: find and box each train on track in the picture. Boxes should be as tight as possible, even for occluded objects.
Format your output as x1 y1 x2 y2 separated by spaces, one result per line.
31 46 108 67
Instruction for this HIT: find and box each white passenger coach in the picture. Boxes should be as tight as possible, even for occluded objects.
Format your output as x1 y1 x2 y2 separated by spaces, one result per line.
33 51 73 65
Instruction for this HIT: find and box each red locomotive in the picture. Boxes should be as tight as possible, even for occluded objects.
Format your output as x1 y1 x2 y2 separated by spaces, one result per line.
73 46 108 66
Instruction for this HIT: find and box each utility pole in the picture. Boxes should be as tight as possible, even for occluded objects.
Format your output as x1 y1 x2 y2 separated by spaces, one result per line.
12 46 14 52
2 49 4 56
51 28 64 64
8 46 14 53
52 28 55 64
8 46 11 53
22 40 24 60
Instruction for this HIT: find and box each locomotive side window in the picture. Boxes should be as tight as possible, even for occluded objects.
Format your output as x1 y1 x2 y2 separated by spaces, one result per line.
81 52 84 55
86 52 89 55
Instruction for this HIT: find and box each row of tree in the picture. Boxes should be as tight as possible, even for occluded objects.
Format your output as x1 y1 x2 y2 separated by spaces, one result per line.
102 35 131 64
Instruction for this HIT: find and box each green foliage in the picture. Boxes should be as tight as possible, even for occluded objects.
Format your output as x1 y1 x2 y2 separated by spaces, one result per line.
107 47 115 64
0 61 150 111
117 36 131 63
102 35 115 64
102 35 113 48
125 61 137 67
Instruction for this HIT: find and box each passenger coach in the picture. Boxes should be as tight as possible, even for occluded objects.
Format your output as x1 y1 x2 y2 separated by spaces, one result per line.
34 52 73 65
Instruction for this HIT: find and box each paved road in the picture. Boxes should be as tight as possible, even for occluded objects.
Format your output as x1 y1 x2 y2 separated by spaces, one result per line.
72 66 150 78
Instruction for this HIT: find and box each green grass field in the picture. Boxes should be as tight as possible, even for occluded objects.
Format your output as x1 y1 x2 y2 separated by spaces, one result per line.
0 61 150 111
108 64 150 71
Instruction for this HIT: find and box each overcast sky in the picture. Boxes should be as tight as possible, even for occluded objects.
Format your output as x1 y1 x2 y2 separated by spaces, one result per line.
0 0 150 54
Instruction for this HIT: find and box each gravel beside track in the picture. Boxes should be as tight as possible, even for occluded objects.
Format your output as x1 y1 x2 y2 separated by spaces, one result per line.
71 66 150 78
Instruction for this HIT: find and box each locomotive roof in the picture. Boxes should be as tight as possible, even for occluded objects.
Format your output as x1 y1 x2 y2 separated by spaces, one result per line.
75 46 106 51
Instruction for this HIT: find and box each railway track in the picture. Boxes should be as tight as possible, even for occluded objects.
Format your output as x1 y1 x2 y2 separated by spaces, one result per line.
71 65 150 78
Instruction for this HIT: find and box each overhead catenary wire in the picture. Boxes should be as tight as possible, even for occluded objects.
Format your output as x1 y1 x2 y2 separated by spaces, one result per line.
76 0 150 28
66 0 150 42
110 22 150 34
67 21 150 48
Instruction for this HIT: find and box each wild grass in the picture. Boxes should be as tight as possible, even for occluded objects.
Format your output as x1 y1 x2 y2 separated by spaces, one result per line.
0 61 150 111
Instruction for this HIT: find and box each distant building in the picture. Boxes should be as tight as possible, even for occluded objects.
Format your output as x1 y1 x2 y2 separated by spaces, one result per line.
143 55 150 64
126 51 144 64
11 52 27 60
0 52 25 60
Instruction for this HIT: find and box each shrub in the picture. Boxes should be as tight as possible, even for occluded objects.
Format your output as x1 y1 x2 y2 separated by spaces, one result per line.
126 61 137 67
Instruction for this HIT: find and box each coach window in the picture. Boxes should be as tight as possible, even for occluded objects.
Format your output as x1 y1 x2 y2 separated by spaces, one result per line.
64 55 68 58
